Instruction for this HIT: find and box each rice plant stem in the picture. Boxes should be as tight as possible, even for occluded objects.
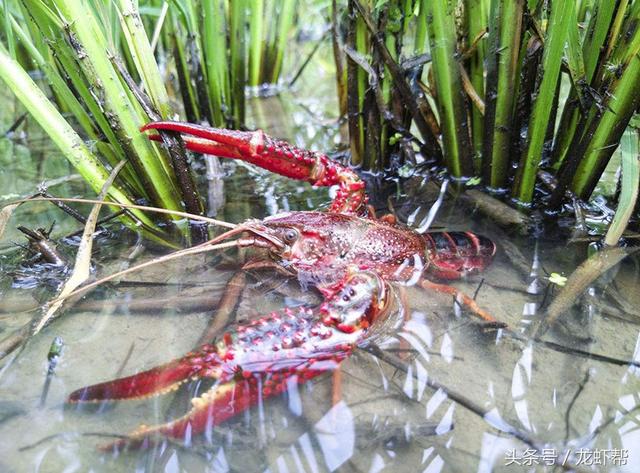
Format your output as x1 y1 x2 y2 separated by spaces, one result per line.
571 56 640 199
414 0 428 54
564 5 589 112
344 46 421 146
346 0 363 165
513 0 572 204
2 0 16 58
466 0 488 161
482 0 524 189
550 2 640 203
202 0 227 126
173 35 200 122
229 0 246 126
0 44 156 232
110 55 205 242
331 0 347 117
248 0 264 87
352 0 442 162
270 0 295 84
51 0 183 212
426 0 473 178
600 0 629 73
116 0 171 118
551 0 618 168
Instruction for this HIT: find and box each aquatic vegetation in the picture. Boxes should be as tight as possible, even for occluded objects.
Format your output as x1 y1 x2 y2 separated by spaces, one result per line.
0 4 639 469
0 0 301 243
341 0 640 231
1 0 638 239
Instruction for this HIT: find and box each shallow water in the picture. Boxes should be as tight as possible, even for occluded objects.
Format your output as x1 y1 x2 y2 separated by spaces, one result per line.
1 70 640 473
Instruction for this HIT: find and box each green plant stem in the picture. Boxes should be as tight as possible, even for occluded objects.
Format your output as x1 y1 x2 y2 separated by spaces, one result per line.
346 0 364 166
513 0 572 204
49 0 182 213
172 31 200 122
482 0 524 189
331 0 347 116
414 0 428 54
564 4 588 110
551 0 618 168
466 0 488 164
202 0 227 126
229 0 246 127
116 0 171 118
248 0 264 87
270 0 295 84
549 1 640 204
571 54 640 198
426 0 473 178
2 0 16 58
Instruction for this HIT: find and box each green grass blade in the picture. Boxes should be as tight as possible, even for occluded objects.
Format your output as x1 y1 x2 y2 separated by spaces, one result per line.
1 0 16 58
570 3 640 198
604 128 639 246
201 0 227 125
345 0 368 166
169 0 213 122
49 0 182 212
116 0 171 118
21 0 146 194
270 0 295 84
466 0 488 163
583 1 619 81
598 0 629 74
564 4 587 110
551 0 618 168
0 43 155 231
172 27 201 122
414 0 428 54
229 0 246 126
8 15 95 137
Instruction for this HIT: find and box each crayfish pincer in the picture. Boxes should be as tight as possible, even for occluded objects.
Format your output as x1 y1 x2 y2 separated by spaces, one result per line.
68 272 392 449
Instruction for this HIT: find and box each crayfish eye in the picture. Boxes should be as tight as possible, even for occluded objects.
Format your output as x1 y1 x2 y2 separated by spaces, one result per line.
283 228 299 243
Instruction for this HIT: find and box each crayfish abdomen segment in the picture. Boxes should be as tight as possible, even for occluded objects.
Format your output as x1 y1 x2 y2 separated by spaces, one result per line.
423 231 496 280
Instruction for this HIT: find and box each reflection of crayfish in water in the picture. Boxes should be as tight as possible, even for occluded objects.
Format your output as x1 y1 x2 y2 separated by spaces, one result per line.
68 121 504 449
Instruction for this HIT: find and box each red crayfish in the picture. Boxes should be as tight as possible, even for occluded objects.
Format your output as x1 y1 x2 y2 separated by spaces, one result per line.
68 122 502 449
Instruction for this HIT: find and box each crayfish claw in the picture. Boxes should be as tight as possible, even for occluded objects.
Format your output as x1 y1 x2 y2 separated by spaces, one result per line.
68 347 220 403
142 120 368 214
